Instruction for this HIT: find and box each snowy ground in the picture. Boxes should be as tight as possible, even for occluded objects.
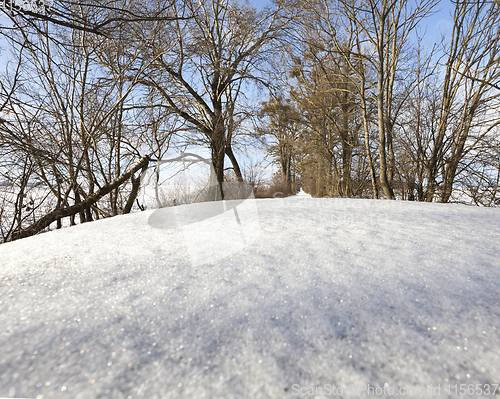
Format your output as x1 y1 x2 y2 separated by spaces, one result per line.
0 197 499 399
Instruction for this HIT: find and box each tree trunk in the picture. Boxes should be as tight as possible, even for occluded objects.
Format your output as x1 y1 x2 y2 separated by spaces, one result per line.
123 162 149 214
208 135 225 201
377 68 394 199
340 103 353 198
225 145 244 182
74 190 86 223
10 155 150 241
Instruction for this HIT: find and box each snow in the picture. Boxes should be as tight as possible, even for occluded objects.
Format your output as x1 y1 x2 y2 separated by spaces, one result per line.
287 188 312 199
0 198 499 398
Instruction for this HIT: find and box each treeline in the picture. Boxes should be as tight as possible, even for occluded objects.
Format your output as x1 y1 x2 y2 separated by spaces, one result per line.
1 0 500 242
260 0 500 203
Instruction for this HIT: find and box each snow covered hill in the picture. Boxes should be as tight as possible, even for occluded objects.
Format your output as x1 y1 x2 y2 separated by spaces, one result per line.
1 198 499 399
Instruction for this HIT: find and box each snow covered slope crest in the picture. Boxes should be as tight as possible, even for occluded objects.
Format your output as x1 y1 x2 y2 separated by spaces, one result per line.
0 198 499 398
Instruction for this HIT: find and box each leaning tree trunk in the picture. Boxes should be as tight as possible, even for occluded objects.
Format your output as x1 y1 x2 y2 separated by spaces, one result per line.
10 155 150 241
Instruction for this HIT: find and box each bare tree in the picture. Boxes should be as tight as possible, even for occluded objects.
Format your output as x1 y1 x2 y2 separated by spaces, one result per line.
395 46 441 201
106 0 296 200
425 0 500 203
302 0 437 199
0 17 153 240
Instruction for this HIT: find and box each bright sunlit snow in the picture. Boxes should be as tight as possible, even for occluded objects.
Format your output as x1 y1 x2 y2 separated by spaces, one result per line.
0 198 499 398
287 188 312 199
